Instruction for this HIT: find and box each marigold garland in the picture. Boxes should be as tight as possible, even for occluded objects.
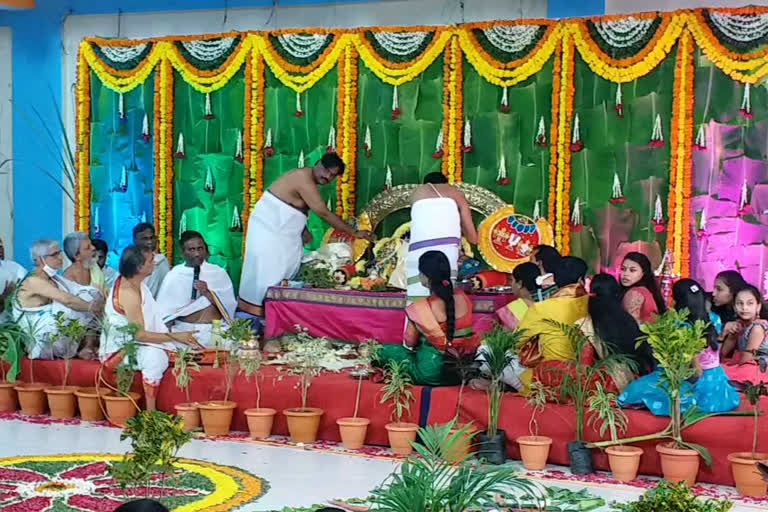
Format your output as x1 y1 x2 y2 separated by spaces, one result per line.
251 50 266 207
153 64 162 241
581 12 668 66
441 35 463 182
336 44 359 219
356 30 452 85
555 35 575 254
547 43 562 229
667 30 695 277
154 59 175 258
74 51 91 233
242 49 254 236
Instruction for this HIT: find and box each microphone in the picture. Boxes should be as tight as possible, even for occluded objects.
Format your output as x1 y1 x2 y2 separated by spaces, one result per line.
191 265 200 300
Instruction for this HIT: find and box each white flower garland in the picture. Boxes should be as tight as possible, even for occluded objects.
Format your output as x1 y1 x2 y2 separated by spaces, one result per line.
98 43 148 63
593 16 656 48
481 24 541 54
709 12 768 43
533 200 541 221
371 31 429 56
653 195 664 224
276 33 330 59
571 197 581 225
180 37 236 62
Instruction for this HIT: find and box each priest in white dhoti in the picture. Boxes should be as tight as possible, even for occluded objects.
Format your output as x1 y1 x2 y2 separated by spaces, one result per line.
13 239 105 360
101 245 200 411
407 172 477 304
238 153 373 325
133 222 170 298
157 231 236 347
0 236 27 320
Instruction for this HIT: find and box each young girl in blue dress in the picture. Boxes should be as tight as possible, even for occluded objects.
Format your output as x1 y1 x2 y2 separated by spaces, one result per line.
619 279 740 415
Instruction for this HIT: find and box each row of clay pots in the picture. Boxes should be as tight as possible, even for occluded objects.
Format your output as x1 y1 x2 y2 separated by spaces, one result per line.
0 381 141 427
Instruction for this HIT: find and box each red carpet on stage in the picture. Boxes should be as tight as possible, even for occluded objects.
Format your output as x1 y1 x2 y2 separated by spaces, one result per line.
264 286 513 343
14 358 768 486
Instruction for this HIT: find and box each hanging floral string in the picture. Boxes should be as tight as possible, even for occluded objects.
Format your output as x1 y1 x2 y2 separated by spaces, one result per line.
739 81 752 118
204 92 214 120
432 128 444 158
263 128 274 157
462 119 473 153
118 92 126 121
533 199 541 221
536 116 547 147
174 132 185 158
391 85 401 120
570 197 582 232
653 194 665 232
141 113 151 142
295 91 304 117
298 150 305 168
614 82 623 118
738 179 751 215
230 205 242 232
118 166 128 193
327 126 337 153
570 112 583 152
179 211 187 237
363 125 372 157
697 208 708 240
235 129 244 162
694 124 706 150
610 172 625 203
204 167 215 193
93 206 102 238
496 154 509 185
500 86 510 113
384 165 393 190
649 113 664 147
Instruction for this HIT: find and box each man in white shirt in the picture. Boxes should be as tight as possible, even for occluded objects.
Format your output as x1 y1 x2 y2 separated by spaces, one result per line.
157 231 237 347
133 223 170 298
0 236 27 318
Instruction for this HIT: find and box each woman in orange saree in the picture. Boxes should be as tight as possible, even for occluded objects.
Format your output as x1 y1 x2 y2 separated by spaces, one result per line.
377 251 479 385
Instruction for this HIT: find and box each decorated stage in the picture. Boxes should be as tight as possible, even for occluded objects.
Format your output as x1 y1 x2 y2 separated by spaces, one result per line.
13 357 768 488
263 286 514 343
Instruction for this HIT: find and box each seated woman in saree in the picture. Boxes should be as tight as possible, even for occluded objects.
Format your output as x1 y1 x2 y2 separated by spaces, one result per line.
495 262 541 330
377 251 480 386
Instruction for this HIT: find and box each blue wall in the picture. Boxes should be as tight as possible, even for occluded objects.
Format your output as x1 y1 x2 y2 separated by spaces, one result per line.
0 0 604 267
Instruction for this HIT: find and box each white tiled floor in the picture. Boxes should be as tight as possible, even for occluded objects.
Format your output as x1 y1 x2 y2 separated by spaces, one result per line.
0 419 764 511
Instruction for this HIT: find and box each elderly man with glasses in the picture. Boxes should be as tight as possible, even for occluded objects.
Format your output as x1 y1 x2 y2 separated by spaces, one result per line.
11 239 105 359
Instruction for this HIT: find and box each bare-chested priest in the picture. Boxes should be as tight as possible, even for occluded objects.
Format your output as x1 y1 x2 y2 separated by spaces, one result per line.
157 231 237 347
238 152 373 322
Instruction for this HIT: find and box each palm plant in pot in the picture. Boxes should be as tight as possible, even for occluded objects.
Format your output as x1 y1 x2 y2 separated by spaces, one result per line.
241 339 276 440
727 379 768 496
516 379 554 470
103 324 142 427
546 320 636 475
0 320 26 411
198 318 251 436
14 316 49 415
381 359 418 456
337 339 380 450
44 313 87 419
282 330 328 443
172 347 201 431
477 325 524 464
586 381 642 482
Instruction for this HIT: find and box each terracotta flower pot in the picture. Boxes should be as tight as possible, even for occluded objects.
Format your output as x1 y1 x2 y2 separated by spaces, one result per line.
198 401 237 436
444 424 477 463
44 386 78 419
284 407 324 443
656 442 700 485
244 408 277 439
0 381 18 411
336 417 370 450
516 435 552 470
102 392 141 427
728 452 768 497
75 388 104 421
385 422 419 455
175 403 200 431
14 383 46 416
606 445 643 482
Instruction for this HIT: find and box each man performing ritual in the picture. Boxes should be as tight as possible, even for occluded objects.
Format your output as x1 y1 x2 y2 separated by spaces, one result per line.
61 232 108 359
13 239 105 359
407 172 477 304
0 236 26 318
157 231 237 347
238 152 373 323
101 245 200 411
133 222 170 298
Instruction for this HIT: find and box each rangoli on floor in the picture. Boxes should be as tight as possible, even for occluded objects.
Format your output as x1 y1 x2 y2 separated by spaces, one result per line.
0 453 267 511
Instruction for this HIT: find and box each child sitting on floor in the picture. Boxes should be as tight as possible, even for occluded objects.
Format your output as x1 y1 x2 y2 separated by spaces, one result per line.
721 285 768 371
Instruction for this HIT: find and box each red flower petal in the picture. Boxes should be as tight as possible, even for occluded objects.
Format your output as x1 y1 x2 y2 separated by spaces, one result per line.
0 467 47 482
68 494 124 512
3 497 53 512
0 491 19 502
97 485 201 497
59 461 108 480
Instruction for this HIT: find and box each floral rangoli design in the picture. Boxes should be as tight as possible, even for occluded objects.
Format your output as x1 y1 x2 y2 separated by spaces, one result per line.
0 453 266 511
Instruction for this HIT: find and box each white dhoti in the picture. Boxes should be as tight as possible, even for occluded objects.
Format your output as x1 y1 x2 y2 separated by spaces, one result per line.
100 279 176 388
407 198 461 304
58 276 104 330
239 191 306 316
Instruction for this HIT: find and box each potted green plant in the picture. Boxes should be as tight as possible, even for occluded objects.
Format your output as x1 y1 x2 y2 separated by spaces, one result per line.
172 347 201 431
727 379 768 496
369 420 545 511
641 309 710 485
102 324 142 427
441 345 482 462
109 410 192 497
613 480 732 512
282 329 327 443
241 341 276 440
337 339 380 450
198 318 251 435
0 321 26 411
477 325 524 464
586 381 642 482
516 379 554 470
381 359 418 456
76 316 113 421
546 320 636 475
44 313 87 419
14 316 51 415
